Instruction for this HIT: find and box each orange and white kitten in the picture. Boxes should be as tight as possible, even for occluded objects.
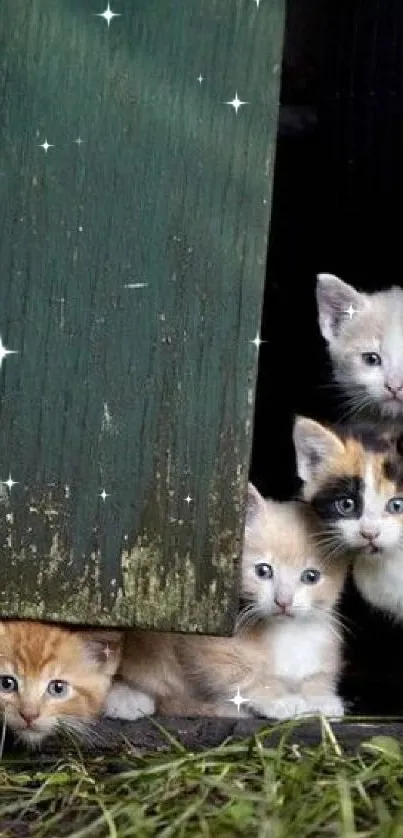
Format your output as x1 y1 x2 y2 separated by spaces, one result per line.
105 484 347 721
0 621 123 747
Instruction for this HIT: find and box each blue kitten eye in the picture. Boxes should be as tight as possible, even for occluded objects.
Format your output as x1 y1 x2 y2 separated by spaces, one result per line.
300 568 321 585
47 680 70 699
254 563 273 579
386 497 403 514
361 352 381 366
334 497 356 516
0 675 18 693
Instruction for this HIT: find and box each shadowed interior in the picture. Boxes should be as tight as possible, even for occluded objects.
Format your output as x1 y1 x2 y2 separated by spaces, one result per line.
250 0 403 715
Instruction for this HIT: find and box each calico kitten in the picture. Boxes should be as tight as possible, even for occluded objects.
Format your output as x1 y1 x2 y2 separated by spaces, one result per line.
293 416 403 619
105 484 347 721
316 273 403 417
0 621 123 747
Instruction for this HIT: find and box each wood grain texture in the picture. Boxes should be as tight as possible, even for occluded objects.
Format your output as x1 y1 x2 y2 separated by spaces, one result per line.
0 0 284 631
6 718 399 757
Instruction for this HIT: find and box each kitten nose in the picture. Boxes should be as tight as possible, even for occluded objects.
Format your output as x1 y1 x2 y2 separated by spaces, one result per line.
359 526 380 542
386 382 403 396
274 595 292 610
20 710 40 726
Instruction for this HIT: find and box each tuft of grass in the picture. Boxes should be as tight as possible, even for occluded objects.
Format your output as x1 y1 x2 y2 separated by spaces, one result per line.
1 720 403 837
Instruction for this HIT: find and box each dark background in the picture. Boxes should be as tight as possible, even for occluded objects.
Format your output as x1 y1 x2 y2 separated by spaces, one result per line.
250 0 403 715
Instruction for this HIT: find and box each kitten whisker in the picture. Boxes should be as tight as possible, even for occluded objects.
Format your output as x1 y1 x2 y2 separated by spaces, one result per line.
57 716 108 749
331 607 355 637
338 393 376 424
235 604 266 633
311 604 353 639
317 538 347 562
326 622 343 643
310 529 350 562
311 532 343 552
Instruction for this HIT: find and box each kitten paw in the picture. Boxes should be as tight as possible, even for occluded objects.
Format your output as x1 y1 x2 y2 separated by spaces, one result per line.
252 695 310 720
104 682 155 720
304 694 344 720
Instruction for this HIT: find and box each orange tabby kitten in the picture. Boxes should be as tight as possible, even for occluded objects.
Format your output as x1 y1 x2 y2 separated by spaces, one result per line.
0 621 122 747
105 484 348 721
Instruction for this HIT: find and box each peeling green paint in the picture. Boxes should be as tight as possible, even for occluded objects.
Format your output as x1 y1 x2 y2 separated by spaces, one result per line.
0 0 284 631
0 519 235 633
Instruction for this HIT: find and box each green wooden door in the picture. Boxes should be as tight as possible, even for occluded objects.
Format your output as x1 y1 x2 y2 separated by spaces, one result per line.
0 0 284 633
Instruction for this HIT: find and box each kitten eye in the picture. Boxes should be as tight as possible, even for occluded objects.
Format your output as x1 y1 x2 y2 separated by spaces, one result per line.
300 568 321 585
386 497 403 514
47 680 70 699
361 352 382 367
0 675 18 694
254 562 273 579
334 497 356 516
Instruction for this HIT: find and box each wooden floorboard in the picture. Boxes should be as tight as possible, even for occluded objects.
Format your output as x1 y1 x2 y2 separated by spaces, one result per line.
6 717 403 758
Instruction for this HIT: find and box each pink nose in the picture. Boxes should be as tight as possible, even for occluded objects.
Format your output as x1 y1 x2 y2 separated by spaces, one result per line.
274 596 292 610
386 382 403 396
20 711 39 726
360 527 380 542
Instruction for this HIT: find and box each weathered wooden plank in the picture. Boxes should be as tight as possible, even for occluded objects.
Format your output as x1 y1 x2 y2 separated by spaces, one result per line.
7 718 398 757
0 0 284 631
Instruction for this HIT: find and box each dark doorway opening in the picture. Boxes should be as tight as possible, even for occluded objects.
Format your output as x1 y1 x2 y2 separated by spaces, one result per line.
250 0 403 716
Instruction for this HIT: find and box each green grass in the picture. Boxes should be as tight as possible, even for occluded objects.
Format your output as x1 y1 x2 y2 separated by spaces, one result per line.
1 720 403 837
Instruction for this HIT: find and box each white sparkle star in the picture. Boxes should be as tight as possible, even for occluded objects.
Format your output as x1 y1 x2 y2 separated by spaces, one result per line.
0 336 18 368
226 92 248 114
344 304 356 320
254 0 261 6
197 74 204 84
95 3 121 27
1 474 18 491
228 687 249 713
250 332 266 351
38 139 54 153
99 489 110 502
74 137 84 146
124 283 148 289
184 495 193 505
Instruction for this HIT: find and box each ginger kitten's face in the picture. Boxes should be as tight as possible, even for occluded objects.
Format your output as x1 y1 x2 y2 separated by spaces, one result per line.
0 622 122 747
241 484 346 622
293 417 403 558
316 274 403 417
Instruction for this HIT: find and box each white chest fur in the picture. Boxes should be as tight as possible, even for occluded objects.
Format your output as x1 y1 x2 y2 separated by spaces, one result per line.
354 549 403 619
272 619 329 681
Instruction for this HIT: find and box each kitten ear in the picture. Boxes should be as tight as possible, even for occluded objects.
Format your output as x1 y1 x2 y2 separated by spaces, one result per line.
316 273 365 341
293 416 345 485
245 482 266 527
79 630 122 676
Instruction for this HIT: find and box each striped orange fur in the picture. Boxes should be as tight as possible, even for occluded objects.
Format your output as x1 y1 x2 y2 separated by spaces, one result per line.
0 621 122 747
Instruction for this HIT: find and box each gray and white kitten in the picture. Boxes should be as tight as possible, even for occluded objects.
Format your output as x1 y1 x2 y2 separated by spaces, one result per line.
316 273 403 418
